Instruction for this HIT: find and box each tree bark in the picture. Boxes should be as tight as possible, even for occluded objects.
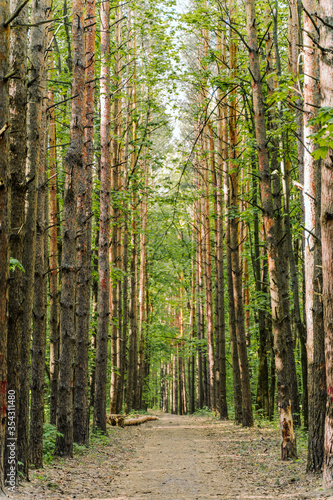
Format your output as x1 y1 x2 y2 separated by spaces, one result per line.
138 159 148 409
56 0 85 455
5 0 28 482
48 80 59 427
228 19 253 427
19 0 48 475
30 83 48 468
245 0 296 458
320 0 333 486
0 0 10 492
94 0 111 434
303 0 326 471
73 0 96 446
110 4 123 413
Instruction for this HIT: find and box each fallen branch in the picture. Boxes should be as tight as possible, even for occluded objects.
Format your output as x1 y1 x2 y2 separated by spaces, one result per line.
106 413 158 428
124 415 158 426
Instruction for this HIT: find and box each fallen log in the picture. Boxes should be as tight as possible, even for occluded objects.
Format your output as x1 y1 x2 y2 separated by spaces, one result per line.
106 414 158 427
106 414 125 427
124 415 158 426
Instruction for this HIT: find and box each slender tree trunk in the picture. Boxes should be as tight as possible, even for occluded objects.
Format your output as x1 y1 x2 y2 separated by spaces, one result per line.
196 197 204 409
73 0 95 445
110 4 123 412
48 81 59 427
94 0 111 433
126 24 139 412
56 0 85 455
19 0 48 474
303 0 326 471
202 138 215 410
272 4 301 427
30 88 48 468
6 0 28 482
224 144 242 424
252 156 270 417
138 159 148 409
228 23 253 427
245 0 296 457
213 110 228 419
189 252 196 414
0 1 10 492
320 0 333 486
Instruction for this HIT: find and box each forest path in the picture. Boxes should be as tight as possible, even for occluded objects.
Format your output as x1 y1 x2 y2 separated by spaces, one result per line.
109 412 323 500
15 412 329 500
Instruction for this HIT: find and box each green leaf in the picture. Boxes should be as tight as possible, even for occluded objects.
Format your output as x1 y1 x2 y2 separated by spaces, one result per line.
9 258 25 273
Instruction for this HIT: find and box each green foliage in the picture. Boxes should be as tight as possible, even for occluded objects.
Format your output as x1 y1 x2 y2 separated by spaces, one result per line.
193 406 216 417
43 424 63 464
9 257 25 273
309 107 333 160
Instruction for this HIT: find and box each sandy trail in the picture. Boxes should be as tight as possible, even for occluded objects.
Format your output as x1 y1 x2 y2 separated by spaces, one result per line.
109 413 324 500
14 412 331 500
111 414 225 499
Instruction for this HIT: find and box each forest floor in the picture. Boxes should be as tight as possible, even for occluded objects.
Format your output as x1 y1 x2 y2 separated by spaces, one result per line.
12 412 333 500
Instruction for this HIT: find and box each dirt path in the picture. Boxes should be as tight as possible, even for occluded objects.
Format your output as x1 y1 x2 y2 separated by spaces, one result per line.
14 413 332 500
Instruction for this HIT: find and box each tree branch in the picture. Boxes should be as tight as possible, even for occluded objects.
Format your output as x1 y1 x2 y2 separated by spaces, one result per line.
4 0 30 27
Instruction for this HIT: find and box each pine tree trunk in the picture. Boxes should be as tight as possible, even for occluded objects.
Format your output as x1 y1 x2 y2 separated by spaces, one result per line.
30 92 48 469
48 81 59 427
202 138 215 410
6 0 28 481
196 198 204 409
245 0 296 457
272 4 301 428
320 0 333 486
110 8 122 411
126 27 139 412
56 0 85 455
213 113 228 419
138 160 148 409
303 0 326 471
73 0 95 445
19 0 48 474
252 155 270 418
94 0 111 433
189 253 196 414
228 30 253 427
225 191 242 424
0 1 10 492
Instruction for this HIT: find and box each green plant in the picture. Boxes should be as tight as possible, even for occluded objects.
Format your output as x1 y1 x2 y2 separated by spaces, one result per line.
9 257 25 273
193 406 215 417
43 423 63 464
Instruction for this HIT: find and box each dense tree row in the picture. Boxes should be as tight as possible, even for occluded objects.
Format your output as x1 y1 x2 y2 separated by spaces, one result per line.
0 0 332 494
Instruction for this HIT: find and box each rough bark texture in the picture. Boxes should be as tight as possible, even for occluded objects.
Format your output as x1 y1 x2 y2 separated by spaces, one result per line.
5 0 28 482
195 198 204 409
245 0 296 457
73 0 95 446
202 139 215 410
321 0 333 486
214 61 228 420
0 0 10 493
94 0 111 434
19 0 48 476
126 29 139 412
303 0 326 472
48 82 58 427
30 85 48 469
225 191 242 424
138 160 148 410
228 22 253 427
56 0 85 456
